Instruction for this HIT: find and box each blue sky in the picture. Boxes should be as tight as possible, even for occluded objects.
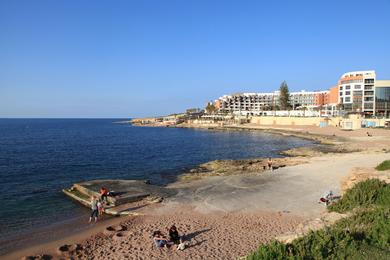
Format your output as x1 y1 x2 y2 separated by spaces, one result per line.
1 0 389 118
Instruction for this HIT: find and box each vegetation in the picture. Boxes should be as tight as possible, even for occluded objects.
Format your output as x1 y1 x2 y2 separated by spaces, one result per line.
376 160 390 171
247 179 390 260
205 102 217 114
279 81 291 110
328 179 389 213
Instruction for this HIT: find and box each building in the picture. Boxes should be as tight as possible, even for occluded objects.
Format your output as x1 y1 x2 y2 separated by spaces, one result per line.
328 86 339 104
290 90 329 109
216 92 277 114
375 80 390 117
337 70 390 116
338 71 375 115
214 70 390 117
216 90 329 115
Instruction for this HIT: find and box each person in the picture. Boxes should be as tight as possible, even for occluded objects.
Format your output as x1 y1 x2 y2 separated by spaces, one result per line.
319 190 334 206
152 231 169 248
89 196 99 223
267 158 273 170
97 200 104 216
168 225 183 245
100 187 109 203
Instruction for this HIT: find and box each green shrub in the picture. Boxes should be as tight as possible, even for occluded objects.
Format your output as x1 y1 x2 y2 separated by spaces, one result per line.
375 160 390 171
247 180 390 259
328 179 386 213
247 241 289 260
377 185 390 205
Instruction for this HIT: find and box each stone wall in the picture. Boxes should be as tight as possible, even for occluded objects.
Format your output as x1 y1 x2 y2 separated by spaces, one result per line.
250 116 341 127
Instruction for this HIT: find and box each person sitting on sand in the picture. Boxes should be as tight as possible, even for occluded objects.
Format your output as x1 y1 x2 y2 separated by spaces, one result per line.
168 225 183 245
153 231 169 248
267 158 273 170
89 196 99 223
319 190 334 206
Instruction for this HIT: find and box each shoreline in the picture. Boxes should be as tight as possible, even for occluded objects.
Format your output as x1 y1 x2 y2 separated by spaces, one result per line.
4 123 390 259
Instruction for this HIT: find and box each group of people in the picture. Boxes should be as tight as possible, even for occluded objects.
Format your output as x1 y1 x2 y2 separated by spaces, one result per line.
152 225 185 250
89 187 112 223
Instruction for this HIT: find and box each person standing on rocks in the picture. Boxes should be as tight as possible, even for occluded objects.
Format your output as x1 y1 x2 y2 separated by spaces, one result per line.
267 158 273 170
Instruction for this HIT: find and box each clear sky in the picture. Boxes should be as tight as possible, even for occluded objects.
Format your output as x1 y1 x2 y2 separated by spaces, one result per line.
1 0 389 118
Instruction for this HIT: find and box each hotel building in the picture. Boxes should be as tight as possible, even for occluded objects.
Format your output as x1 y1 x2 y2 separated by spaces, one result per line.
338 71 375 114
338 70 390 117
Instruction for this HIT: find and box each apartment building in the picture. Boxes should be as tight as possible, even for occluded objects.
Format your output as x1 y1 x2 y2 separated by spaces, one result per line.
216 90 328 114
217 92 277 113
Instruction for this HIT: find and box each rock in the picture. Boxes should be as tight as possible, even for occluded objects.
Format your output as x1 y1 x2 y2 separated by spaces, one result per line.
179 157 308 180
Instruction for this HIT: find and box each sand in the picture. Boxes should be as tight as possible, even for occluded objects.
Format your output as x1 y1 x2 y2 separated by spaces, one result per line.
61 207 302 260
4 125 390 260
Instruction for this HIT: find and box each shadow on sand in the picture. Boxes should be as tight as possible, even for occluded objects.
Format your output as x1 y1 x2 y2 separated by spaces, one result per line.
183 228 211 247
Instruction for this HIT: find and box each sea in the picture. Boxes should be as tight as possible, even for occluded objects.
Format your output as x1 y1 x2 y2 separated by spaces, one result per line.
0 119 314 254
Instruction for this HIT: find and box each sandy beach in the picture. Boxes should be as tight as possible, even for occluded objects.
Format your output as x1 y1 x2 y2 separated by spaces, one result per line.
4 125 390 260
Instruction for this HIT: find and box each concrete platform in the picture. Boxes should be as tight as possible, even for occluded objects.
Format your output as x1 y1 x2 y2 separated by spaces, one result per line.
63 179 175 216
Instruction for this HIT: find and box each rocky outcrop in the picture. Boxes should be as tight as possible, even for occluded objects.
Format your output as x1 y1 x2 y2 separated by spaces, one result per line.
179 157 308 181
281 144 361 157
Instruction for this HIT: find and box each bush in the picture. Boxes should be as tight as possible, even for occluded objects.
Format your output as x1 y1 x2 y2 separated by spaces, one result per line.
247 180 390 259
328 179 387 213
376 160 390 171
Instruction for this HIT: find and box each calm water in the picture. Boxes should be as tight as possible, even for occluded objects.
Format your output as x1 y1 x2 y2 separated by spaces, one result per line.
0 119 313 244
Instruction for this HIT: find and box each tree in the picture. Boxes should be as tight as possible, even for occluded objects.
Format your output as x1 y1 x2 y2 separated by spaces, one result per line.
279 81 291 110
205 102 216 114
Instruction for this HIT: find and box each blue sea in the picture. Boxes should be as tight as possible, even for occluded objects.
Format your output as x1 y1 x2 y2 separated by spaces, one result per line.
0 119 313 252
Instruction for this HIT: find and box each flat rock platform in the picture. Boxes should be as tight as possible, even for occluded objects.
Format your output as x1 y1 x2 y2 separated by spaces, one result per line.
63 179 176 216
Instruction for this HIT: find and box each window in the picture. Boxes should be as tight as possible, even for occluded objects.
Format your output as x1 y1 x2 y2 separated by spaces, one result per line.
340 86 343 91
345 97 351 102
354 85 361 89
345 91 351 95
346 85 351 90
365 79 375 84
365 103 374 109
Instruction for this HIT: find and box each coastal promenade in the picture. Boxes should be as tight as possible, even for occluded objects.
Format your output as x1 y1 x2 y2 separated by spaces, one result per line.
6 124 390 260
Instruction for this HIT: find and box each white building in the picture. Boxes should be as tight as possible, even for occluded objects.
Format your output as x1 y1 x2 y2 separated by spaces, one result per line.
338 70 376 115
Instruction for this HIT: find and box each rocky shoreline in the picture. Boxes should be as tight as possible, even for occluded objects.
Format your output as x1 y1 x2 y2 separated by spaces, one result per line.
179 157 309 181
